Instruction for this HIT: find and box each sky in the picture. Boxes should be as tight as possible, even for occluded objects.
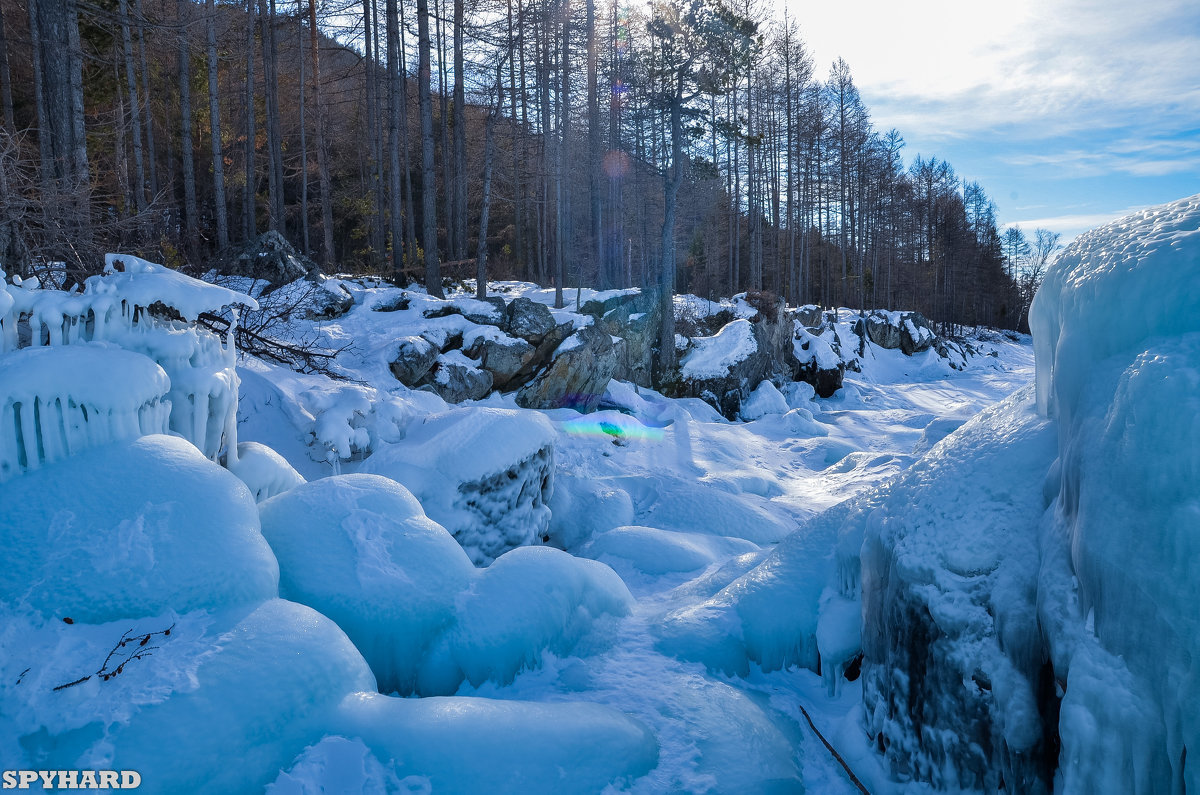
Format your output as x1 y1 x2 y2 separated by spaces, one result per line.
781 0 1200 245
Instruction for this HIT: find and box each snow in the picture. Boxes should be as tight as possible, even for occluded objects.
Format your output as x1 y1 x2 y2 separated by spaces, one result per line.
679 318 758 379
739 380 790 420
0 435 278 623
2 267 1054 792
258 474 474 695
361 407 555 564
96 253 259 321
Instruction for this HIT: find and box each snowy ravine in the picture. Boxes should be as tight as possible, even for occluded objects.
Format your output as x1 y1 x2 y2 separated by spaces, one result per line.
1 195 1194 793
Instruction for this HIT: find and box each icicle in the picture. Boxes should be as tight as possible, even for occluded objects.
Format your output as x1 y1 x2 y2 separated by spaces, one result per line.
18 401 39 471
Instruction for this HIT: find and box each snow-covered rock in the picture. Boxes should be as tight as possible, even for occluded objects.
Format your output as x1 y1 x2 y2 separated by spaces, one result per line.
0 435 278 623
421 352 494 403
227 440 306 502
388 335 439 386
504 295 557 343
516 324 621 411
361 407 555 564
258 475 475 695
739 380 789 420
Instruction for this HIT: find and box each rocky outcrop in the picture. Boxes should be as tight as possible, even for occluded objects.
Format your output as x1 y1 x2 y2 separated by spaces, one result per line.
593 292 661 388
420 354 494 402
465 334 536 391
505 296 558 344
856 310 937 355
306 278 355 319
217 231 317 287
516 324 621 411
389 335 439 386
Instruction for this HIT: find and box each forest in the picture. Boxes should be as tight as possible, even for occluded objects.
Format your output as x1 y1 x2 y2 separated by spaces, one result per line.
2 0 1055 338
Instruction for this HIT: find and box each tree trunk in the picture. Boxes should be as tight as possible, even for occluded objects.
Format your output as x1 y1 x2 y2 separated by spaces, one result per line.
260 0 285 235
476 69 500 300
417 0 442 296
309 0 334 265
385 0 403 274
205 0 229 249
243 0 256 238
0 4 13 132
177 0 199 248
452 0 467 261
119 0 148 213
297 0 309 253
586 0 602 289
657 80 683 376
135 0 158 199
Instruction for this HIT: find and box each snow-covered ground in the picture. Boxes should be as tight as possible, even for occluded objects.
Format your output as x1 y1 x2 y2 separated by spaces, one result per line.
0 255 1036 791
226 281 1034 793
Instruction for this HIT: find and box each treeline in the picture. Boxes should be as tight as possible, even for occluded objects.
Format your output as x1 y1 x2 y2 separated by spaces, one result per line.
0 0 1047 342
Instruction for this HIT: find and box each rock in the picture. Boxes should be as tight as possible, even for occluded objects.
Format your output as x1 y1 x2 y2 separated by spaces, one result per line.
861 312 904 350
306 278 355 319
420 353 494 402
217 230 318 287
516 324 620 411
512 320 575 384
421 296 507 326
466 334 537 391
389 336 440 386
796 357 844 399
578 291 640 319
599 292 660 388
671 318 773 419
505 297 558 343
793 304 824 329
898 311 936 355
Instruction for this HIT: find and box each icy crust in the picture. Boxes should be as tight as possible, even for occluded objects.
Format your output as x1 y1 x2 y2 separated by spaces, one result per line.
416 546 634 695
0 435 279 623
323 692 658 794
258 475 475 695
362 407 556 564
1030 194 1200 419
0 344 170 481
258 475 632 697
4 600 375 794
679 318 757 379
1040 335 1200 795
1028 195 1200 795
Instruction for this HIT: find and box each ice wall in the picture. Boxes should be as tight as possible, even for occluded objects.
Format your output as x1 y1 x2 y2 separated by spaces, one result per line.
0 255 259 466
1029 194 1200 795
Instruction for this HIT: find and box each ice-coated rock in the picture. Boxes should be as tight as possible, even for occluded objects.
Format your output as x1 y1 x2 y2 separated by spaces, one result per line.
0 435 278 622
258 474 475 695
361 407 555 564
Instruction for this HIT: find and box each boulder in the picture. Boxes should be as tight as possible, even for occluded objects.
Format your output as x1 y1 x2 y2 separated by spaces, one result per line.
466 334 537 391
512 320 575 384
421 296 507 326
599 292 661 388
218 230 317 287
793 304 824 329
861 312 904 350
389 335 440 386
505 297 558 344
306 278 355 319
898 311 936 355
796 357 844 399
516 324 620 412
420 353 494 403
672 318 773 419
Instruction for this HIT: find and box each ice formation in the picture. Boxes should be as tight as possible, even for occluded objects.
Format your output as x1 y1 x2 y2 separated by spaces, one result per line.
0 435 279 622
1 254 259 468
362 407 556 564
258 475 475 695
1029 194 1200 794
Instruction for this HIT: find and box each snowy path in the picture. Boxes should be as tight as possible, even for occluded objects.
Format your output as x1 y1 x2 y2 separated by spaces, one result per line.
452 338 1035 793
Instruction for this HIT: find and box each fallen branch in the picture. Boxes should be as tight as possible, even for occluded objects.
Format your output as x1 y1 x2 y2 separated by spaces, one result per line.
797 701 871 795
53 623 175 692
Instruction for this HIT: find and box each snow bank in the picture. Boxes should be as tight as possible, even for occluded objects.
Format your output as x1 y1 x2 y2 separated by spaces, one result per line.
227 441 306 502
739 380 789 420
0 344 170 481
362 407 555 564
1030 194 1200 795
0 435 278 622
416 546 634 694
545 472 635 551
258 475 475 695
5 600 374 794
96 253 258 321
330 691 658 793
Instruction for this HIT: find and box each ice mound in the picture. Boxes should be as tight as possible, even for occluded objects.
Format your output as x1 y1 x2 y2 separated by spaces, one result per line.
581 525 758 579
0 344 170 481
330 691 658 793
416 546 634 695
1030 194 1200 795
228 441 306 502
0 435 278 623
258 475 475 695
9 600 375 794
362 407 555 564
545 473 635 551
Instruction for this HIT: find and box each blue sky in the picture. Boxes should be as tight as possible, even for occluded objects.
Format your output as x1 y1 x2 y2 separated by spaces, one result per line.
785 0 1200 244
